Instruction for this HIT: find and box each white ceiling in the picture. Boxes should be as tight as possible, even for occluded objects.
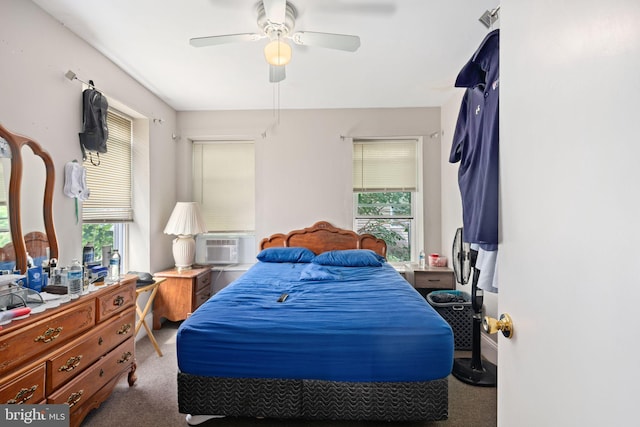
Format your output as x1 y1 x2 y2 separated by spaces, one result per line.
32 0 499 111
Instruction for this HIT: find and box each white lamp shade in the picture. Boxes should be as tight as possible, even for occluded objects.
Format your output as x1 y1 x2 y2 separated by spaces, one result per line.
163 202 208 236
264 40 292 66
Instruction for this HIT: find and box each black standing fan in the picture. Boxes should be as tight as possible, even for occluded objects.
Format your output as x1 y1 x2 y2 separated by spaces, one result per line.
452 227 471 286
451 227 497 387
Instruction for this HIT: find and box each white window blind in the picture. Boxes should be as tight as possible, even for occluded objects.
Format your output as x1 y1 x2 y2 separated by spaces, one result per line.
82 111 133 222
192 141 255 232
352 139 418 192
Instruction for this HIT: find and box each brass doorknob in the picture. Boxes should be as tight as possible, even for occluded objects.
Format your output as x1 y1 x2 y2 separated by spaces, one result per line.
483 313 513 339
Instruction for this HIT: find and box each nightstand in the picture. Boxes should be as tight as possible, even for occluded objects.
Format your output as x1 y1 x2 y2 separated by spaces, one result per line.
152 267 212 330
404 263 455 296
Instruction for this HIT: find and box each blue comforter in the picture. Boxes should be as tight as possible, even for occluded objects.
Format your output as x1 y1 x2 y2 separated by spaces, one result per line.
177 261 453 382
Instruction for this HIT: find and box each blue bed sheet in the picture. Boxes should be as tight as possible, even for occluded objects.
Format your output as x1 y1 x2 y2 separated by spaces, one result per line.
177 262 454 382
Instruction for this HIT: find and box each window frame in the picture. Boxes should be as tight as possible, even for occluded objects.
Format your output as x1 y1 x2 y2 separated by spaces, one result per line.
352 137 423 263
82 108 133 269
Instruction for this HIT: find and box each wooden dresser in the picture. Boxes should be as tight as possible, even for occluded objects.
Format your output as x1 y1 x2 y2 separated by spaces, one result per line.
152 267 211 330
0 276 137 427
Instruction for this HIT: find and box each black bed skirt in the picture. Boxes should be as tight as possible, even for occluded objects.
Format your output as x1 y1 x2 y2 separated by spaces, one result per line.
178 373 448 422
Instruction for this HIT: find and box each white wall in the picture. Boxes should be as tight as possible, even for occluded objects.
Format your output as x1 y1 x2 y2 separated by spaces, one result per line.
0 0 176 273
178 107 444 255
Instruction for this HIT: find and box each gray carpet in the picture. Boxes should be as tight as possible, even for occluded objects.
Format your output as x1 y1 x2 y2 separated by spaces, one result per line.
82 322 496 427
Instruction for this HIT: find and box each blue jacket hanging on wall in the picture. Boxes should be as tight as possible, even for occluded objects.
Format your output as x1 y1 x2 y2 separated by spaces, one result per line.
450 29 500 293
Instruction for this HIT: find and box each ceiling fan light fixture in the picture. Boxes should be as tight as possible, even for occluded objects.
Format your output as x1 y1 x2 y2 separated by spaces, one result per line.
264 39 292 66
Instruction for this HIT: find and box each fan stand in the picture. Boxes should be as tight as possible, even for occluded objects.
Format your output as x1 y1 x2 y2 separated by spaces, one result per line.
452 249 497 387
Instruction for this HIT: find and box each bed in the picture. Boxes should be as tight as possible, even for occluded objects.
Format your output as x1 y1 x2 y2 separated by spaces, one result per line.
176 221 454 424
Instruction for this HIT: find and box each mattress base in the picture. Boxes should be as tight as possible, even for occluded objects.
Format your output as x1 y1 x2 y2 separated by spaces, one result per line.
178 373 448 422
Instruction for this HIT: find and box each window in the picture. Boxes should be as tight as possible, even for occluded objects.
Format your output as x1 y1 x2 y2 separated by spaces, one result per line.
192 141 255 232
82 110 133 265
353 139 422 262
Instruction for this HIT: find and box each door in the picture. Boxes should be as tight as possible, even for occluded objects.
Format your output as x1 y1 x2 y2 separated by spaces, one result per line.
499 1 640 425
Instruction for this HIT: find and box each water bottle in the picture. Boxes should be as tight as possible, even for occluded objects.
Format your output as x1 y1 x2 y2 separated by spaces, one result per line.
109 249 121 281
419 250 426 268
68 259 83 297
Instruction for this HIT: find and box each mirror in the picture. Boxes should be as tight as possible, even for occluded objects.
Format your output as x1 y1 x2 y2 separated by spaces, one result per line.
0 143 11 264
0 124 58 273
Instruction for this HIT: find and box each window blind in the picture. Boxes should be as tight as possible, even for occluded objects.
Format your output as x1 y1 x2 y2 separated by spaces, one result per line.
192 141 255 232
352 139 418 192
82 111 133 222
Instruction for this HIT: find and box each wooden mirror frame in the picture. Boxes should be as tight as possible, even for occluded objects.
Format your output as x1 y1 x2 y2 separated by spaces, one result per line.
0 124 58 273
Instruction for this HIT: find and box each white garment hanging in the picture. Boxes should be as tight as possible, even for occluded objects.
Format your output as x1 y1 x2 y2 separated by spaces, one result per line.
64 161 90 201
471 244 498 293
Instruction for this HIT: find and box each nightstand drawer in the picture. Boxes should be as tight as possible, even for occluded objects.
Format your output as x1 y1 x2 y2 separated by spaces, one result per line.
194 287 211 310
414 272 454 289
195 271 211 293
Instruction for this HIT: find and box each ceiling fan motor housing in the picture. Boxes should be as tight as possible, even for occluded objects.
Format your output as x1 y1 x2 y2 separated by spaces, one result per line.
257 1 297 40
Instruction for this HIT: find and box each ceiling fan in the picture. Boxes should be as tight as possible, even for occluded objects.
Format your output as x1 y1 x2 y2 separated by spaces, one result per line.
189 0 361 83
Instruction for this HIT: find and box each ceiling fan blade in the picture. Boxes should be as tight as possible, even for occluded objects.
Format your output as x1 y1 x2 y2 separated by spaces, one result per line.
291 31 361 52
262 0 287 23
189 33 262 48
269 65 286 83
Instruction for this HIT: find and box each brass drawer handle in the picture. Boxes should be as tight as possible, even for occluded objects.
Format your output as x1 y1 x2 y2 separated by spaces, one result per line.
117 351 133 364
66 390 83 407
7 385 38 404
117 323 132 335
113 295 125 306
58 355 83 372
34 326 63 343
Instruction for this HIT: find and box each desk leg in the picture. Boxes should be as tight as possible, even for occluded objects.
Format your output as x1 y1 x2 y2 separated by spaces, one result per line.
136 286 163 357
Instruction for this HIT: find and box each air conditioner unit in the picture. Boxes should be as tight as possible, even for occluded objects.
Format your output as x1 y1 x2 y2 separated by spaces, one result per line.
195 234 255 265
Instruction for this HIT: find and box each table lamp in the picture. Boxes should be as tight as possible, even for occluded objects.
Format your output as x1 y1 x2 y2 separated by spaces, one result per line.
163 202 208 271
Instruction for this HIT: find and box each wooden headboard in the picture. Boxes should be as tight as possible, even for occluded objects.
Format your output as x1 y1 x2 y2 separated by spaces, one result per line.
259 221 387 258
0 231 48 262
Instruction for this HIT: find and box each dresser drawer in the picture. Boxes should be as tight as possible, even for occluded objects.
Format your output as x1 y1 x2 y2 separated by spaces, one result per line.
48 338 134 407
96 282 135 322
414 272 454 289
0 364 46 404
0 300 95 376
47 307 135 392
195 271 211 294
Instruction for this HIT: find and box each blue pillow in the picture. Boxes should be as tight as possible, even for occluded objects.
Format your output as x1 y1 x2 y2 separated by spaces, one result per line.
256 247 316 263
312 249 385 267
299 263 340 281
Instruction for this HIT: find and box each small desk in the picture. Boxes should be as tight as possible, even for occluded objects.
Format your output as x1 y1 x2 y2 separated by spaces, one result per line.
135 277 166 357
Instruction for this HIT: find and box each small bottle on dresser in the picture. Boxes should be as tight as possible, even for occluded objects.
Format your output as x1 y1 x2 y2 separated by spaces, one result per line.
109 249 121 281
